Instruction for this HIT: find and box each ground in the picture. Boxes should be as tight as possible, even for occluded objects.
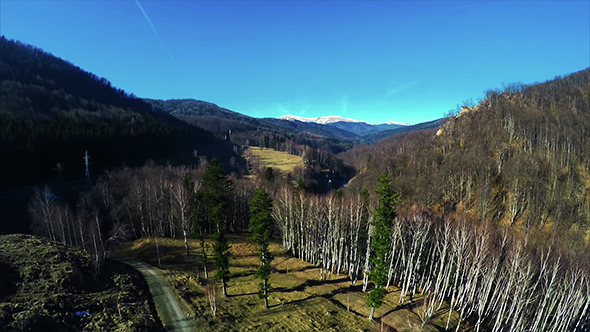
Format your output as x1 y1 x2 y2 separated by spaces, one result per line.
122 234 470 332
0 234 161 332
113 256 196 332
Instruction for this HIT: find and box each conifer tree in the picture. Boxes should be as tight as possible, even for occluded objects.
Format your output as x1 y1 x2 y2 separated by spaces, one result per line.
193 189 209 279
202 158 233 297
367 173 400 320
249 187 274 309
264 167 275 182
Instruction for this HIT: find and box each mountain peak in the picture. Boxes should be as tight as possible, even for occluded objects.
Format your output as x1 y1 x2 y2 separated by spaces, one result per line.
278 114 409 126
385 120 409 126
278 114 365 124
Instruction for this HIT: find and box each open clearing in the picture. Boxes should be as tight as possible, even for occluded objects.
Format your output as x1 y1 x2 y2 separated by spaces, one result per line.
244 147 303 174
122 235 468 332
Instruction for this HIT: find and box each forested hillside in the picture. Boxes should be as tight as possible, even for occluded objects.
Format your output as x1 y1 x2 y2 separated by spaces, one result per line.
146 98 356 189
22 68 590 331
341 68 590 232
357 118 445 144
31 158 590 331
144 98 271 137
6 33 589 331
0 37 233 188
146 98 355 153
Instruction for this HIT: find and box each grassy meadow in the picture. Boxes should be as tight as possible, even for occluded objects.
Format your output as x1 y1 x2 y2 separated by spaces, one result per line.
243 147 303 174
121 235 468 332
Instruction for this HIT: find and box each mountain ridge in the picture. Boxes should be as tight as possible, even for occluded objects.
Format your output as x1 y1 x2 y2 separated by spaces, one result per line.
278 114 409 126
0 37 238 189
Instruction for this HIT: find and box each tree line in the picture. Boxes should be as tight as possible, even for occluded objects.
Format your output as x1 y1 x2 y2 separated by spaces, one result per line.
272 177 590 331
28 158 589 330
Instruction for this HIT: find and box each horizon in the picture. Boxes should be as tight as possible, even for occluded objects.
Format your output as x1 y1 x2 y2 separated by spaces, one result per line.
1 1 588 125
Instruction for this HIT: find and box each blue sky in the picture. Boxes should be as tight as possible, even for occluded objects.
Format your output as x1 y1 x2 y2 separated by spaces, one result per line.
1 1 588 124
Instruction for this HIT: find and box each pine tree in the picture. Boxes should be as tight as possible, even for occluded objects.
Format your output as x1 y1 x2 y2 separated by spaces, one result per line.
264 167 275 182
367 173 400 320
202 158 233 297
193 190 209 279
249 187 274 309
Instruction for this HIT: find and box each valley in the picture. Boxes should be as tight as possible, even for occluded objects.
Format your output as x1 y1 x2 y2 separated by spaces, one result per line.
1 15 589 332
119 235 465 332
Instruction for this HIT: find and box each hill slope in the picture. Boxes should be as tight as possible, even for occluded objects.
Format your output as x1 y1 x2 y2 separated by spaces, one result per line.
146 98 360 142
341 68 590 232
143 98 271 137
0 37 234 188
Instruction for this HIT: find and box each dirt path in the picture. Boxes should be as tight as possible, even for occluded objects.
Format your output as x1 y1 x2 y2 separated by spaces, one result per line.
115 256 196 332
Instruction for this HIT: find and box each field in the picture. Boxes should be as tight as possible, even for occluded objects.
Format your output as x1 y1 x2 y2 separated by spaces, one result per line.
122 235 468 332
243 147 303 174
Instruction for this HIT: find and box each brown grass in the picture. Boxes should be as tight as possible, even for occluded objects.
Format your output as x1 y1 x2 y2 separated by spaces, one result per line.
122 234 469 331
244 147 303 174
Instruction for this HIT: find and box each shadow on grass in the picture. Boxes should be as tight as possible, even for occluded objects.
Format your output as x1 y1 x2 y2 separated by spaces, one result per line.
274 294 320 307
430 306 450 320
321 293 367 318
230 253 263 259
228 291 259 298
271 275 359 295
231 270 256 278
292 276 350 290
275 265 317 274
379 302 410 318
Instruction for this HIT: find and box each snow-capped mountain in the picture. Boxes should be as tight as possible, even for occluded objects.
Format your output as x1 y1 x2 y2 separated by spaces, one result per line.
278 114 409 137
278 114 367 124
386 121 408 126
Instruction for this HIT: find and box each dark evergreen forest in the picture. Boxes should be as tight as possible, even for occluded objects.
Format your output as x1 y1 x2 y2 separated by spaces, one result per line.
0 36 234 188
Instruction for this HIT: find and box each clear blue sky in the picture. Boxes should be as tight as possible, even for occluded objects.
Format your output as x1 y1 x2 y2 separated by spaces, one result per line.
1 1 588 124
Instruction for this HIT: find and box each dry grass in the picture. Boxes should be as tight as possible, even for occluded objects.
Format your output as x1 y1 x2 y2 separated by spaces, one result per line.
122 235 469 332
244 147 303 174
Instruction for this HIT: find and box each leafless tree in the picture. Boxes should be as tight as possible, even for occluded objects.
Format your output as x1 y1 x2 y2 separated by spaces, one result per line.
206 281 217 317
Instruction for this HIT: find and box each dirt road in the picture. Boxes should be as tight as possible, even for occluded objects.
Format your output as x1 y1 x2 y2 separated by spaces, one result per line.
115 257 196 332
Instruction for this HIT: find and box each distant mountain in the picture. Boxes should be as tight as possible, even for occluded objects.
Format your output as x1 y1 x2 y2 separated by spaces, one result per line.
278 114 366 124
357 118 445 143
148 98 435 148
144 98 273 137
262 117 361 140
146 99 358 141
278 114 409 136
146 98 249 120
